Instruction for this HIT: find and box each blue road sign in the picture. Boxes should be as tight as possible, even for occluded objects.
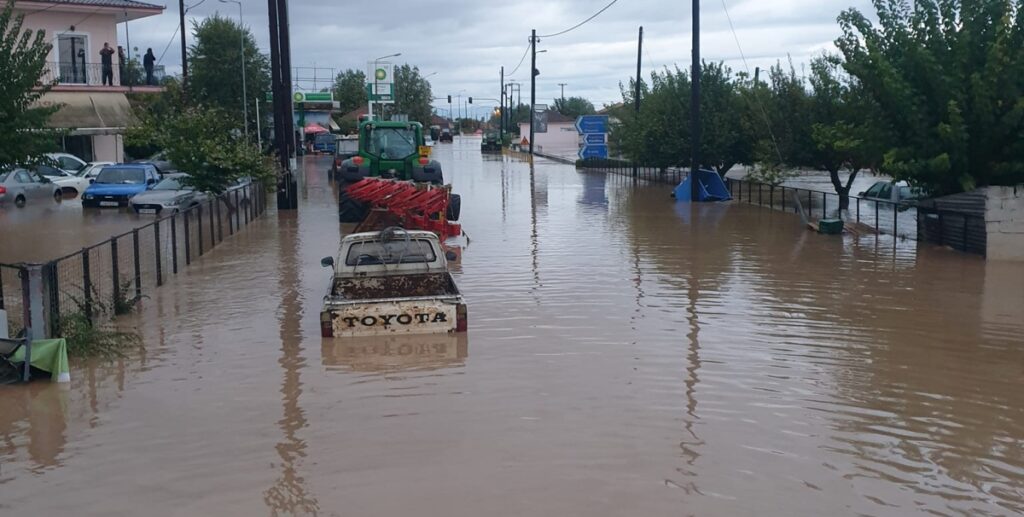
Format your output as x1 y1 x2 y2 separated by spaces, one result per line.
583 133 606 145
575 115 608 134
578 144 609 160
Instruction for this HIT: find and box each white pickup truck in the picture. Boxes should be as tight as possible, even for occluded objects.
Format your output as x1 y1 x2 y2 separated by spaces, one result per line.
320 228 467 337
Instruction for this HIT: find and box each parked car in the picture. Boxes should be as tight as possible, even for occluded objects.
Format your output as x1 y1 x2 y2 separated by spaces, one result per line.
329 137 360 179
78 161 116 180
0 168 62 207
33 163 91 198
81 164 161 208
130 173 208 215
44 152 87 175
859 180 923 205
131 151 178 174
313 133 337 154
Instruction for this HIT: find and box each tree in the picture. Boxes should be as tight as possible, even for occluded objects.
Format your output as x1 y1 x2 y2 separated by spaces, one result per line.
187 14 270 134
835 0 1024 195
331 68 367 115
553 96 596 119
0 0 61 168
383 64 433 126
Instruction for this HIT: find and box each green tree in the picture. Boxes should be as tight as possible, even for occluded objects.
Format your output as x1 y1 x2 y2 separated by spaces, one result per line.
187 14 270 135
553 96 596 119
331 68 367 115
835 0 1024 195
0 0 60 168
383 64 433 126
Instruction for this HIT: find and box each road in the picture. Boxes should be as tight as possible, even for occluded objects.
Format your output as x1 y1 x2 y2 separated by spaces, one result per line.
1 136 1023 516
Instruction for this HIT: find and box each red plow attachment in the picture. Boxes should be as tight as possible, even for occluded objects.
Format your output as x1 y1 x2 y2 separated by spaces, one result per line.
346 178 462 240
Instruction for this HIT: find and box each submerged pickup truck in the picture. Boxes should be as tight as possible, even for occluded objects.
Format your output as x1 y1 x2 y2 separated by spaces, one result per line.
320 228 467 337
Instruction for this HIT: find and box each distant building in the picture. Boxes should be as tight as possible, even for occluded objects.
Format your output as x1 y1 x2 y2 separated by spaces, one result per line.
517 110 577 156
16 0 166 162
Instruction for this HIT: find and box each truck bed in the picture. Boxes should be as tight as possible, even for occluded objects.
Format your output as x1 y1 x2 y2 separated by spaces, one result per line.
331 272 459 300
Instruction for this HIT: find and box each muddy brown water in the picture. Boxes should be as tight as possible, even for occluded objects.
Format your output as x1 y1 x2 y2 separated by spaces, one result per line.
1 141 1023 516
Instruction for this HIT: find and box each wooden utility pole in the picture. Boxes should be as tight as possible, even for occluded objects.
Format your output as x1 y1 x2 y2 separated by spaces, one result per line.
690 0 701 201
633 26 642 178
529 29 536 155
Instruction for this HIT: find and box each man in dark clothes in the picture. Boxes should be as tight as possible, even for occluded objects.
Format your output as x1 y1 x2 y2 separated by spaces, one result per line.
99 42 114 85
117 46 126 85
143 48 156 85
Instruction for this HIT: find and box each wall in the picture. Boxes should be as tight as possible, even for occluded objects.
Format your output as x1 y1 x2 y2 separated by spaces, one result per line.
985 185 1024 261
517 122 579 158
92 134 124 162
18 9 119 71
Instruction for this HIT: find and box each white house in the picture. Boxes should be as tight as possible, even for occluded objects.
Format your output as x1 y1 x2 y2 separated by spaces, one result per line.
517 110 578 159
15 0 166 162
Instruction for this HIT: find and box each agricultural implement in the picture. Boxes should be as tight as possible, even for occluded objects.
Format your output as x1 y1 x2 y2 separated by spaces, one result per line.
346 178 462 241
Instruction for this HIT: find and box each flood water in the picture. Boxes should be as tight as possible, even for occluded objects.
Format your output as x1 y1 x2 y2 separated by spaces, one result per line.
1 137 1023 516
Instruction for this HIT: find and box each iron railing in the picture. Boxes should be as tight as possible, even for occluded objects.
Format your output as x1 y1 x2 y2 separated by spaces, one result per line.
39 61 150 87
0 181 267 340
577 158 686 185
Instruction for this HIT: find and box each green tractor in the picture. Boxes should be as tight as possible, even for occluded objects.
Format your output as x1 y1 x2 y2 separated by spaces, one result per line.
480 130 501 152
336 119 460 222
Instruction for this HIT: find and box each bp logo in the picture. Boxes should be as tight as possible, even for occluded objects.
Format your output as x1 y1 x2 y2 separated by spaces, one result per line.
375 68 387 81
293 92 303 102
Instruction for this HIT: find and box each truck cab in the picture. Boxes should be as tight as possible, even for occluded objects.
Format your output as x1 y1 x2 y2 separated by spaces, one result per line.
320 229 467 337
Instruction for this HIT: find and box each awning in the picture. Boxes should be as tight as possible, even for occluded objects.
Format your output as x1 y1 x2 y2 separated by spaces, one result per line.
37 92 134 135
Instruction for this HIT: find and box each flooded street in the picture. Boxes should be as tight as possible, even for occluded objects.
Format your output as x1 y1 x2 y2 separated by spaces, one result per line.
2 138 1023 516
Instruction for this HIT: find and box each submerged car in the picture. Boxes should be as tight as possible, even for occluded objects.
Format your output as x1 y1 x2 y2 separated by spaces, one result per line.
44 152 87 175
438 128 453 143
130 173 208 214
81 164 161 208
480 131 501 152
0 168 62 207
78 161 116 180
859 180 924 205
33 163 91 198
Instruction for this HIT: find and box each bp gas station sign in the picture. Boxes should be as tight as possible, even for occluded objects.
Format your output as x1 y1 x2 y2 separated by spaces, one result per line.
367 62 395 103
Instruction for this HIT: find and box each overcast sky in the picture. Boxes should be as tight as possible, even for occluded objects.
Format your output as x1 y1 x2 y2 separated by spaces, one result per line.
118 0 875 118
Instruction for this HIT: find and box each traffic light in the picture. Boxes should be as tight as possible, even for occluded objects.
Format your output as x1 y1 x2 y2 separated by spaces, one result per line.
468 97 473 104
447 95 452 103
533 68 540 77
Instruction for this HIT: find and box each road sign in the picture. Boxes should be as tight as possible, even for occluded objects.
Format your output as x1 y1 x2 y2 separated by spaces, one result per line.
575 115 608 134
532 109 548 133
582 133 606 145
366 83 394 103
578 144 609 160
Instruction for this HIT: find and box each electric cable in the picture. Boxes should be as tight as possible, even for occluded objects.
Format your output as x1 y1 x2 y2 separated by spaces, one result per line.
539 0 620 38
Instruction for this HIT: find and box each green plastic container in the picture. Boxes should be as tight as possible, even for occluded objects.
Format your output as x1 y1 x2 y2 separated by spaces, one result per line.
818 218 844 235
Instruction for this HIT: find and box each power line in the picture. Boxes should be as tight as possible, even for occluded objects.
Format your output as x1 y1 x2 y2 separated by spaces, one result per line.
538 0 620 38
507 40 532 76
720 0 784 164
157 24 181 64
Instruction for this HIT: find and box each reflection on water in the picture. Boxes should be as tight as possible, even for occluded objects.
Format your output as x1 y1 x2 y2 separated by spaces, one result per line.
0 152 1021 516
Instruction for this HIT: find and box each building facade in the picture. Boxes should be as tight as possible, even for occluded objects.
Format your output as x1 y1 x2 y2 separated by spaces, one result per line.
15 0 165 162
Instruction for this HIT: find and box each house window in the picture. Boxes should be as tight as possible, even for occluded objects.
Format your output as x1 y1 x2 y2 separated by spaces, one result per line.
57 34 88 84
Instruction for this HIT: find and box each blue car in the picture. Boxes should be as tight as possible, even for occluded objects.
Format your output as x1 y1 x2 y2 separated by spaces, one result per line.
81 164 161 208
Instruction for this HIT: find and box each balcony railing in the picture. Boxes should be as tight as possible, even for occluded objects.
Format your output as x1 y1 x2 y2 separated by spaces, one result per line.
40 61 161 88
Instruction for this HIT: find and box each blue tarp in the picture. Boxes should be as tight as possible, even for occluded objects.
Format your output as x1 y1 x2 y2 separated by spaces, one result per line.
674 169 732 202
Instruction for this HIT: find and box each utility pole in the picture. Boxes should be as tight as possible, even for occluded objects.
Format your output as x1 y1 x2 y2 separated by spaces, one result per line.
529 29 536 155
558 83 566 100
268 0 297 209
499 66 504 144
178 0 187 81
634 26 642 178
690 0 701 201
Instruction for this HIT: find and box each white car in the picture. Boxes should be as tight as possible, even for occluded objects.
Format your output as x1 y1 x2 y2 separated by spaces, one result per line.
45 152 88 175
78 161 116 180
33 163 91 198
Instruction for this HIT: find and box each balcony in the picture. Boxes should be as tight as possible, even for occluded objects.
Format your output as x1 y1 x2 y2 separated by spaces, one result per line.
39 61 165 93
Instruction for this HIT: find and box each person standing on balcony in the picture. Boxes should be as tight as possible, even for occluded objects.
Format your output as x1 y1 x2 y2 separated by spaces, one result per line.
144 48 156 85
117 46 126 85
99 43 115 85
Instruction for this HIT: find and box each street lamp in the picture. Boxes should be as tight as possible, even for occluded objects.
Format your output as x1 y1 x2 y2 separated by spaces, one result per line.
370 52 401 118
219 0 247 139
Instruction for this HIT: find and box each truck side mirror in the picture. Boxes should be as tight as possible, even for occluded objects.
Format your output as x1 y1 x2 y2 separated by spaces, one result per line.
320 256 335 268
445 251 457 262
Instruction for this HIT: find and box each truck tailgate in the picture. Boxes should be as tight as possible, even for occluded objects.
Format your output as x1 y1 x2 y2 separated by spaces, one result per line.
321 296 465 337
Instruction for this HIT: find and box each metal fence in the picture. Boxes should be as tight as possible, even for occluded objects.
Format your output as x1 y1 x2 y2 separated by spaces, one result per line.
577 158 686 185
1 182 267 339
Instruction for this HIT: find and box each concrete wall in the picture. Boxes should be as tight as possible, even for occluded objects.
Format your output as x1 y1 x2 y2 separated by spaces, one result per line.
985 185 1024 261
92 134 124 162
18 9 122 81
517 122 578 156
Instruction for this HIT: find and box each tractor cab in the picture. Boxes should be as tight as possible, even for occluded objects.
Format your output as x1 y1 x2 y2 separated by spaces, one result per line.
336 120 444 184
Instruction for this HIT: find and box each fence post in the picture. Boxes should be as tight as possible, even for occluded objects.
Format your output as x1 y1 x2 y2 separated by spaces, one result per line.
234 189 241 232
938 211 944 246
874 202 880 236
822 192 827 218
154 221 163 287
184 210 192 265
81 249 92 324
216 199 223 242
111 239 119 307
44 263 59 337
243 186 250 225
781 186 786 211
856 198 860 223
171 213 179 275
892 203 898 238
808 190 813 216
133 229 142 298
208 200 216 247
197 205 204 256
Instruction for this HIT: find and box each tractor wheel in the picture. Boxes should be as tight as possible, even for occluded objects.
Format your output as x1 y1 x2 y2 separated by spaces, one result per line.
338 189 368 223
446 193 461 221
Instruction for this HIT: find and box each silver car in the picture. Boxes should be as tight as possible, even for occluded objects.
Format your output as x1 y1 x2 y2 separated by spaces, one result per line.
0 168 62 207
130 173 208 215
